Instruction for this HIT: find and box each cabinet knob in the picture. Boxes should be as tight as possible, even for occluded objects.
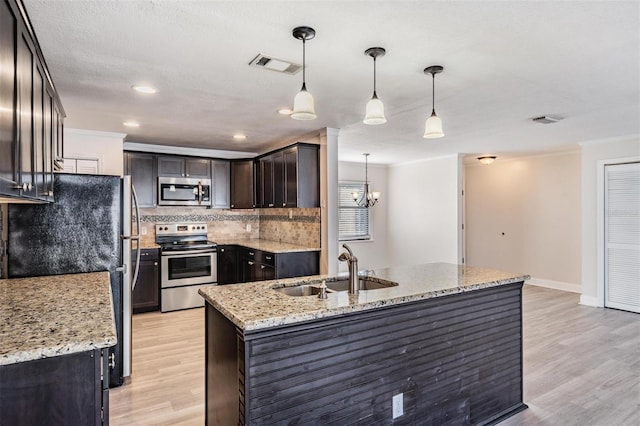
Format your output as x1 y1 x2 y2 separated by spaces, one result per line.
248 261 254 265
154 262 158 266
261 265 265 269
186 174 189 177
268 203 274 207
220 248 225 252
283 203 286 207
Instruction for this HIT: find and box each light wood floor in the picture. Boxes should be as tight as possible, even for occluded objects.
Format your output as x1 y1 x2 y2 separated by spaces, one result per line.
110 286 640 425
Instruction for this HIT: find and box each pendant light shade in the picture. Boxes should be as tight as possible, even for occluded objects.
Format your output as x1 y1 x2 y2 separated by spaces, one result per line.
423 65 444 139
363 47 387 125
291 26 316 121
292 84 316 120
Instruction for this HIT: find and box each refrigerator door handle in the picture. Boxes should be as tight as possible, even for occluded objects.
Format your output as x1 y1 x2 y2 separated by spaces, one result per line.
131 184 142 291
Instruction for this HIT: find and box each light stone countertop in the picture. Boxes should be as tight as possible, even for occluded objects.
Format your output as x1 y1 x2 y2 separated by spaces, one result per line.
216 238 320 253
0 271 117 366
199 263 530 332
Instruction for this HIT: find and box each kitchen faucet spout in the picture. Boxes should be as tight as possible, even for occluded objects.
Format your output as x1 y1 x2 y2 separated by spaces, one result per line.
338 244 359 294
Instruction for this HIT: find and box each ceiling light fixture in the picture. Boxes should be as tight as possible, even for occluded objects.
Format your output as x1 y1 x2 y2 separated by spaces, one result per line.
363 47 387 125
233 134 247 141
290 26 316 120
423 65 444 139
352 153 380 208
477 156 497 165
131 85 157 94
123 121 140 128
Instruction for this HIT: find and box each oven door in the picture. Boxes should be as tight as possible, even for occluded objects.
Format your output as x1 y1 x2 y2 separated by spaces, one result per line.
161 249 217 288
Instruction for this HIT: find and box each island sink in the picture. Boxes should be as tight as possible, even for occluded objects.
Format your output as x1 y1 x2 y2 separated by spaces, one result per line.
273 277 398 297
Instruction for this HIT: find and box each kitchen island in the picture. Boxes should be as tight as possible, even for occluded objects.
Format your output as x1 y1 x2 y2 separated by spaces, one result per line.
200 263 529 425
0 271 117 425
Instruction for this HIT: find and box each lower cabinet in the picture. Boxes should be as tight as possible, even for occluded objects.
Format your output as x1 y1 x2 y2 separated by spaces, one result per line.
217 245 319 285
217 245 240 285
0 348 110 425
133 248 160 313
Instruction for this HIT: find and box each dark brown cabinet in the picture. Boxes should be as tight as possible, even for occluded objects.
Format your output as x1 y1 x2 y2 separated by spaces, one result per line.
124 152 157 208
0 348 110 425
0 0 64 203
230 159 254 209
158 156 211 179
239 247 318 283
217 245 239 285
211 160 230 209
133 248 159 313
256 144 319 209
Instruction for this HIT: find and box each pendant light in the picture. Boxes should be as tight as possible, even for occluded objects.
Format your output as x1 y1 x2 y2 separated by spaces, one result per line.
423 65 444 138
291 26 316 120
352 153 380 208
363 47 386 125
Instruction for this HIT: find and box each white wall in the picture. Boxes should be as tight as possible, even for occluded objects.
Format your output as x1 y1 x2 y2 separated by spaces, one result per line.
465 152 582 291
338 161 389 272
387 155 461 267
580 137 640 305
64 128 125 176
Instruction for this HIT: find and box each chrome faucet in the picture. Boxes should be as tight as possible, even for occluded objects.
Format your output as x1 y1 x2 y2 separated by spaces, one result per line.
338 244 359 294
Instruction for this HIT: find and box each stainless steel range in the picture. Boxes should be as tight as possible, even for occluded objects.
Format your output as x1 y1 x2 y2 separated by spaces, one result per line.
156 223 217 312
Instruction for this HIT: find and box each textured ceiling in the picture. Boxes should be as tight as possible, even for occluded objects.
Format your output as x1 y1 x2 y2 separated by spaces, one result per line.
24 0 640 164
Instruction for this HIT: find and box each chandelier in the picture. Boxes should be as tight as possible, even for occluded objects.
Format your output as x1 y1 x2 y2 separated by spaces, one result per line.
352 153 380 208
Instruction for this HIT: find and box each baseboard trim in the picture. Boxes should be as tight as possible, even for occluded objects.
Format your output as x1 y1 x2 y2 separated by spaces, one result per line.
579 295 600 307
525 278 581 294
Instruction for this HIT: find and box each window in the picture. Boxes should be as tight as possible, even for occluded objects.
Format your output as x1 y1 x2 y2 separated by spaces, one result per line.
338 181 371 241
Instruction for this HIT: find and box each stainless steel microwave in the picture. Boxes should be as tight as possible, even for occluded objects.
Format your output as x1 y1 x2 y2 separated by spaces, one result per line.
158 177 211 206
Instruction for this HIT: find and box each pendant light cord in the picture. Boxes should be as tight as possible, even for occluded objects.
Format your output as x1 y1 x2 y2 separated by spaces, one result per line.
373 56 377 98
431 72 436 115
302 38 306 90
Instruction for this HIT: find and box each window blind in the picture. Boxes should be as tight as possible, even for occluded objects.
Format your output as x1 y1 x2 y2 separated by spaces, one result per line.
338 182 370 241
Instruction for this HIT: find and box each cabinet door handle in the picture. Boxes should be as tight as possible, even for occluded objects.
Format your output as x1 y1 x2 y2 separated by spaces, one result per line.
249 252 254 256
261 265 265 269
108 353 116 369
268 203 274 207
265 256 272 260
248 261 254 265
283 203 286 207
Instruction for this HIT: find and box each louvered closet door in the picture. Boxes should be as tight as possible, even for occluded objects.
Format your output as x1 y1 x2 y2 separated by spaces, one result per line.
605 162 640 313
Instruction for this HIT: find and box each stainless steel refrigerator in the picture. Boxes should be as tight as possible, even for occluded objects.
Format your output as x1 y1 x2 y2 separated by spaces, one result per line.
7 173 140 387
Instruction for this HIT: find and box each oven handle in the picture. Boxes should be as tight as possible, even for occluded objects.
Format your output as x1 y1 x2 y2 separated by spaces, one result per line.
161 249 217 257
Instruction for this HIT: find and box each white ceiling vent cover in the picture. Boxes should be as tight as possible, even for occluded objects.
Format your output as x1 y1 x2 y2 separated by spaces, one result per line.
532 115 563 124
249 54 301 75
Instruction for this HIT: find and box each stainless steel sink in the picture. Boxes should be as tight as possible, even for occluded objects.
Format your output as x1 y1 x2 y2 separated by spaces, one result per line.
326 278 398 292
274 278 398 297
274 285 335 297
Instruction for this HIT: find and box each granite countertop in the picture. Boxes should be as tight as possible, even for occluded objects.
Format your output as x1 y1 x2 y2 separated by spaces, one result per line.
199 263 530 332
217 238 320 253
0 271 117 366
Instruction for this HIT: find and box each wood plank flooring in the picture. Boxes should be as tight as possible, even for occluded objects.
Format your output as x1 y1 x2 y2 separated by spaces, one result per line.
110 286 640 425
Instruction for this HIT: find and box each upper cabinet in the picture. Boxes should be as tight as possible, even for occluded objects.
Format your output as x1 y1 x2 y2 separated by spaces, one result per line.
124 152 157 208
0 0 65 203
157 156 211 179
257 144 319 209
230 159 255 209
211 160 230 209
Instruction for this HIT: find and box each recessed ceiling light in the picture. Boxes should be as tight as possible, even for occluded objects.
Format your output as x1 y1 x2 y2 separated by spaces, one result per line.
131 85 157 94
233 134 247 141
123 121 140 128
278 108 293 115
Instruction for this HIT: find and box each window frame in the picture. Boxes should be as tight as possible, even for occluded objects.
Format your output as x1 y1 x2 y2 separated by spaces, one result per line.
338 180 372 242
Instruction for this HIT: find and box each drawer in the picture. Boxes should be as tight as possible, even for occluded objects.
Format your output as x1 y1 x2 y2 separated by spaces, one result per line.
260 251 275 267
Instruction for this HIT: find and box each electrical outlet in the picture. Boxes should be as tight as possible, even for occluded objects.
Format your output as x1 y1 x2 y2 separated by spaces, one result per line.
140 226 147 235
246 224 251 232
392 393 403 419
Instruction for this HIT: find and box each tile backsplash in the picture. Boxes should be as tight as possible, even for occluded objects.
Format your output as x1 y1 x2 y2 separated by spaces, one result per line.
138 206 320 248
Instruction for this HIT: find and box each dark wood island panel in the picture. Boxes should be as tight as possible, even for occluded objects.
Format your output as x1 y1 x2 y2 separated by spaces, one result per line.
206 282 527 425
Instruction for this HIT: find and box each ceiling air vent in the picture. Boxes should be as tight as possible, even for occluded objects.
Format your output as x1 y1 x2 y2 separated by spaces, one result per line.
249 54 301 75
531 115 563 124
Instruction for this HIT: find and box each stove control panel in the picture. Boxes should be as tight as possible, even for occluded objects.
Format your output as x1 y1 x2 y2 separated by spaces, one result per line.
156 223 208 236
